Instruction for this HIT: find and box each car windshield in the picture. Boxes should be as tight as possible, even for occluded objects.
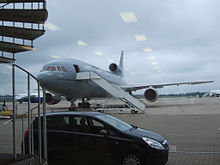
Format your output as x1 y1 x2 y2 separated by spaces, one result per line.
96 114 132 131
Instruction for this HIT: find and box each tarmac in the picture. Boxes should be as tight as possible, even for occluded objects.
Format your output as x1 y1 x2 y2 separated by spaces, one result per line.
0 97 220 165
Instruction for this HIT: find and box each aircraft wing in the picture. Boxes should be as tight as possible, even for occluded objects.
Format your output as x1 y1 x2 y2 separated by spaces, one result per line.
121 80 214 92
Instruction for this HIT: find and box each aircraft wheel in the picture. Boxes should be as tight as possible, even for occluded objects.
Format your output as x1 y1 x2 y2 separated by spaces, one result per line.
97 110 104 113
131 110 136 114
69 107 76 111
86 102 90 108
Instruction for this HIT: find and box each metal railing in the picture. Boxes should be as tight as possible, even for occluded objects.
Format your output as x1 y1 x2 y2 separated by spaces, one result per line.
11 63 47 163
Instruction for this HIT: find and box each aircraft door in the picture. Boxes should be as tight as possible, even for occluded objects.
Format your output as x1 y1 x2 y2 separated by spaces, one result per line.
73 64 81 73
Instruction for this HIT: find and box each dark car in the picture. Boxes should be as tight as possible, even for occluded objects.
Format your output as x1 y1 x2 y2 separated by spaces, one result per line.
23 112 169 165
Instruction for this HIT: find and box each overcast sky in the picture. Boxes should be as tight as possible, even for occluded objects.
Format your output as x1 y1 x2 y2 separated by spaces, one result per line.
0 0 220 95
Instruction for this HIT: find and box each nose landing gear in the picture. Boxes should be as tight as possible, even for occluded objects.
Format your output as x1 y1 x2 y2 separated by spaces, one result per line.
78 98 90 109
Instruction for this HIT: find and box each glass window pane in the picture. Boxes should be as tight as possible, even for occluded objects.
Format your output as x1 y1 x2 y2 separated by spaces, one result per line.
56 66 62 71
61 66 67 72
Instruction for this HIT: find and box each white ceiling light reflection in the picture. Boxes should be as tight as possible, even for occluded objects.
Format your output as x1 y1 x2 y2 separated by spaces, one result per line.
143 48 152 52
134 34 147 41
152 62 158 65
50 55 61 59
94 51 104 56
120 12 137 23
77 40 88 46
148 56 156 60
44 22 60 31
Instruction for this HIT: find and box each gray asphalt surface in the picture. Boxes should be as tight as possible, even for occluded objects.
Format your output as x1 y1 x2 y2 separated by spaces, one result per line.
1 97 220 165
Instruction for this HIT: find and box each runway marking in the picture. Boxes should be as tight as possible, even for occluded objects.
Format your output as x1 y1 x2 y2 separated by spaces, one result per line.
170 151 220 154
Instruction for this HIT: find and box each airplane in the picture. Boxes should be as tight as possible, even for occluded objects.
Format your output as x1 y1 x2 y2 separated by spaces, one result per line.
37 51 214 110
203 90 220 97
15 93 43 103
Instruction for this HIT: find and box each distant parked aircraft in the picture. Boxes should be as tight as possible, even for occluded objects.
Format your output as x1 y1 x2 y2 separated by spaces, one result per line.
37 51 214 110
203 90 220 97
15 93 43 103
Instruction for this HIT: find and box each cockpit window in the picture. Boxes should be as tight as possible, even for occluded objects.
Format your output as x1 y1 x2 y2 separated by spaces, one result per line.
61 66 67 72
56 66 62 72
40 66 46 72
47 66 56 71
40 65 67 72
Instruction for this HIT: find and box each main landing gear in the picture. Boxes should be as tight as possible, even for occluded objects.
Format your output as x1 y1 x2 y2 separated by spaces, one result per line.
69 98 76 111
69 98 90 111
78 98 90 109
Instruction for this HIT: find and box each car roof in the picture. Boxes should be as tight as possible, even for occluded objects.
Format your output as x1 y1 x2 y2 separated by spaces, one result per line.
40 111 103 118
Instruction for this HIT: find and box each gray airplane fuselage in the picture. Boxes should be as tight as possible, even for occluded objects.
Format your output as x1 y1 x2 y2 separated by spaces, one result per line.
37 58 127 101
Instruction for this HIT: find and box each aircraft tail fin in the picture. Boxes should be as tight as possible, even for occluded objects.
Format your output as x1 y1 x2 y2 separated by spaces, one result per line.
119 50 124 76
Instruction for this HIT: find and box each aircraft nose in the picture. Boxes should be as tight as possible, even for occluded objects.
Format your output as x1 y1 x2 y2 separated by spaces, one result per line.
37 73 43 81
37 73 47 87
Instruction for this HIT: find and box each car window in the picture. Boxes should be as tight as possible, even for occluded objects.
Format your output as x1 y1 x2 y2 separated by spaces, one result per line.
68 116 90 133
47 115 69 130
96 114 132 131
89 118 117 136
92 119 104 127
63 116 70 125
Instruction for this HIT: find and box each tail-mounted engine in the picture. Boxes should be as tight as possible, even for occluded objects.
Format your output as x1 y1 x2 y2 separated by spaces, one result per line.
109 63 122 75
144 88 158 102
45 93 61 105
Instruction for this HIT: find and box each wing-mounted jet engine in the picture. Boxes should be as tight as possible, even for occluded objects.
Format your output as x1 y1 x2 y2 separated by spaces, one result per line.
109 63 122 75
45 93 61 105
144 88 158 102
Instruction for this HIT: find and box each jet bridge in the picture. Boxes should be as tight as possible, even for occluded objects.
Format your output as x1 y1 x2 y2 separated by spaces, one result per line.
76 72 146 113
